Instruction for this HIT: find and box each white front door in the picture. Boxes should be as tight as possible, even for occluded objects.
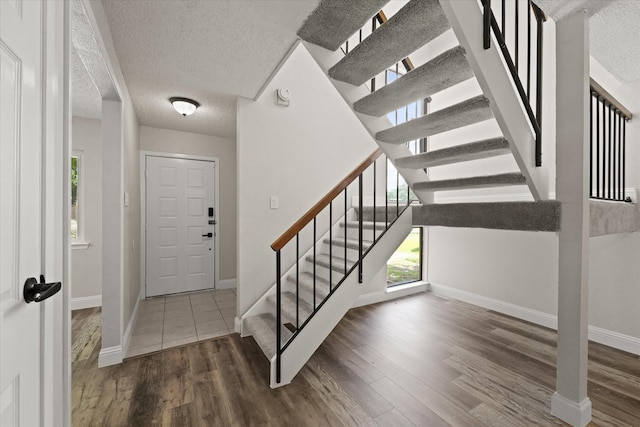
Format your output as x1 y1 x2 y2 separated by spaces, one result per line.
145 156 216 297
1 1 61 425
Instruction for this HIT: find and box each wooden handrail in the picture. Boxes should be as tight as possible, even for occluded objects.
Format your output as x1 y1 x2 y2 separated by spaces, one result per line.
271 148 383 251
590 78 633 120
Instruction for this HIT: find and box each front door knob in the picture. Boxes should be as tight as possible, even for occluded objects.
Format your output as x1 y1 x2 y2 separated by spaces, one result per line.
201 232 213 238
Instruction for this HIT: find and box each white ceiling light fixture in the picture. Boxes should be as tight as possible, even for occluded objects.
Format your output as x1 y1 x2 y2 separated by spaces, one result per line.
170 97 200 116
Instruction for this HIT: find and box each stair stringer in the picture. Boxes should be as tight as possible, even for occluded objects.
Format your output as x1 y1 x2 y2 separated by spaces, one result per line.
439 0 549 201
269 206 412 388
302 41 434 204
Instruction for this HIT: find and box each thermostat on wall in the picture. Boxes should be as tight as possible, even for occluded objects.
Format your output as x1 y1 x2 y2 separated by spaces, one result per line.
276 88 290 107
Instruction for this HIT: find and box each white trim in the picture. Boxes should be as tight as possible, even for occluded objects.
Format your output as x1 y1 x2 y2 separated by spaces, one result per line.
71 295 102 310
140 151 221 298
551 393 592 427
121 286 144 358
218 279 236 290
98 345 122 367
429 283 640 355
352 281 429 308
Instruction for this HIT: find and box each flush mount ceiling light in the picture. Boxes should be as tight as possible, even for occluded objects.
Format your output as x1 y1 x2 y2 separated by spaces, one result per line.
169 97 200 116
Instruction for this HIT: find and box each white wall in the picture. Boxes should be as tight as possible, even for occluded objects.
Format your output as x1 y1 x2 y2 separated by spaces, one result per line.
236 43 381 314
71 116 103 304
139 125 237 281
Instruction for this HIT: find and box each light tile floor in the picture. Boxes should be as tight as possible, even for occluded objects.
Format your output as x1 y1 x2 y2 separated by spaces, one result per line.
126 288 236 358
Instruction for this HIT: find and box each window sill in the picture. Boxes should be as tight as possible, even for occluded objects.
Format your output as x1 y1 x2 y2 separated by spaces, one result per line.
72 241 90 250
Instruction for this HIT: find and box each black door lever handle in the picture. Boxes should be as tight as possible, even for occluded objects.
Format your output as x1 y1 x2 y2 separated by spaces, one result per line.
23 275 62 303
201 232 213 238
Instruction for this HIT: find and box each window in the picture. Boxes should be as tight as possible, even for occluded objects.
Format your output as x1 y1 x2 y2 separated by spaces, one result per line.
387 227 422 286
71 152 82 242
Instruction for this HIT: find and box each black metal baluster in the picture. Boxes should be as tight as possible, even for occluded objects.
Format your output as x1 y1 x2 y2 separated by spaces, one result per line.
385 159 389 228
296 234 299 329
484 0 492 49
596 95 600 198
358 174 363 283
617 112 622 200
396 169 400 218
373 161 377 242
535 8 543 167
608 104 612 199
502 0 506 37
329 202 332 292
276 250 281 383
344 188 347 277
313 217 316 310
589 93 593 196
622 118 627 201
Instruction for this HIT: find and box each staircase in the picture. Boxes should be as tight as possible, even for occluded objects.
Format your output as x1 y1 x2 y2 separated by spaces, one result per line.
242 0 553 387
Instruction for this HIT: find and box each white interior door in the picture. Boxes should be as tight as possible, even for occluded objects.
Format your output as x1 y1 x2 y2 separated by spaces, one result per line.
1 1 60 425
146 156 216 297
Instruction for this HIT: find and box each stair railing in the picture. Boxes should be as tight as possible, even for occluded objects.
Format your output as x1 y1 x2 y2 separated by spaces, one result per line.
482 0 546 167
590 78 633 202
270 149 411 384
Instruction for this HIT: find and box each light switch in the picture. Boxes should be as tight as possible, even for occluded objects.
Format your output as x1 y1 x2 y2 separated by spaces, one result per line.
270 196 279 209
124 192 130 207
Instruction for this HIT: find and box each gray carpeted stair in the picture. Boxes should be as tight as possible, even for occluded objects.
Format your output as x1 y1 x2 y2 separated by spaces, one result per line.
267 291 314 325
308 253 357 273
287 272 331 302
328 0 450 86
341 220 387 230
357 206 402 222
395 137 511 169
354 46 473 117
412 201 561 231
376 95 493 144
413 172 526 192
243 313 293 359
297 0 389 51
323 237 373 251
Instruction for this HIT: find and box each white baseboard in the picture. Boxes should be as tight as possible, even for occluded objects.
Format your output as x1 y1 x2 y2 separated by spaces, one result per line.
551 393 592 427
98 345 122 367
353 282 429 308
429 282 640 355
218 279 236 290
122 287 145 359
71 295 102 310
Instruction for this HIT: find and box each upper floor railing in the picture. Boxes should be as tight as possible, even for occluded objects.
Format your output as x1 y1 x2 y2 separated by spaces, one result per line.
590 78 633 202
482 0 546 167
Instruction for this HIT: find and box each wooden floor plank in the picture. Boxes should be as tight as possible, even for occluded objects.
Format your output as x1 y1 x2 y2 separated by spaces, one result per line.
71 294 640 426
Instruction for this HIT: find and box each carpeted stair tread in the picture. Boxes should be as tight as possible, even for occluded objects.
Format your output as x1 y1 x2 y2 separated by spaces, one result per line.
413 173 526 191
322 237 374 250
356 206 402 222
287 272 331 302
341 220 387 230
412 201 561 232
354 46 473 117
267 292 314 325
328 0 450 86
297 0 390 51
307 253 357 273
243 313 293 359
395 137 511 169
376 95 493 144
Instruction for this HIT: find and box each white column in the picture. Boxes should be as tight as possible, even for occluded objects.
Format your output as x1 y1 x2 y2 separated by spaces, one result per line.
551 10 592 427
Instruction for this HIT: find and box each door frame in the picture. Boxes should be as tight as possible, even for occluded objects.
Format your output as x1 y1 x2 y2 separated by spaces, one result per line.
140 151 220 298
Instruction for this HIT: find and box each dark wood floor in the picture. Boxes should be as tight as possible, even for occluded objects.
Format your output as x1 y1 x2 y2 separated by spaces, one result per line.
72 293 640 426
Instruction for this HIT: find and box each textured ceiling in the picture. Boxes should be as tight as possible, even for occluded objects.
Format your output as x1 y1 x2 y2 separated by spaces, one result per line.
536 0 640 83
591 0 640 83
100 0 320 138
71 45 102 119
